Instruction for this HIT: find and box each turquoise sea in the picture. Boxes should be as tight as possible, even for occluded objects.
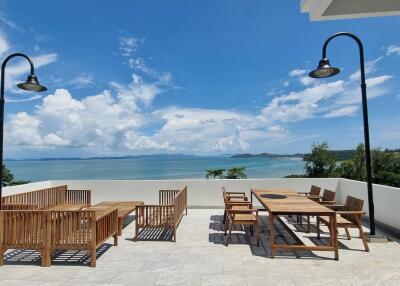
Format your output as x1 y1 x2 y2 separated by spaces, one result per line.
5 157 305 182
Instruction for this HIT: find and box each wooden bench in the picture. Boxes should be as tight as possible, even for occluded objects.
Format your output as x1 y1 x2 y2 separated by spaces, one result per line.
135 186 187 242
1 185 91 210
85 201 144 235
0 209 118 267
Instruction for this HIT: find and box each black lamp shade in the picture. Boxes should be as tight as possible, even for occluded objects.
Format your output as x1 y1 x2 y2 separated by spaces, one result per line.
17 75 47 92
309 59 340 78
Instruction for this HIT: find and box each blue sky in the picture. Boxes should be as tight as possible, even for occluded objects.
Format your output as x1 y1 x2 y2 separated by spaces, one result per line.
1 0 400 158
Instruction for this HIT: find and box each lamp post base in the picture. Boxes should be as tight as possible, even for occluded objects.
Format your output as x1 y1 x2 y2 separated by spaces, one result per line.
366 233 388 243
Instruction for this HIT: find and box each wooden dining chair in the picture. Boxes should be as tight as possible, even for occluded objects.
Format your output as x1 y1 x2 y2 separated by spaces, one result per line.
297 185 322 228
298 185 322 198
224 202 260 247
222 187 248 224
317 195 369 252
319 189 336 205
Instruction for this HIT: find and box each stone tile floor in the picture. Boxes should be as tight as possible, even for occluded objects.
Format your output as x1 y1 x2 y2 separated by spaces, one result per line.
0 209 399 286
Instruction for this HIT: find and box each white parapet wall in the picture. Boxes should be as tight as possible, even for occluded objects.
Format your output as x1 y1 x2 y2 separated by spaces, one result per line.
338 178 400 232
3 178 400 233
46 178 340 207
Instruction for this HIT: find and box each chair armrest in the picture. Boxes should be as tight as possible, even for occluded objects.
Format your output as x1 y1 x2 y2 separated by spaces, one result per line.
297 192 309 195
226 202 252 208
319 200 336 205
325 204 345 210
228 208 258 214
226 192 246 196
226 196 248 202
337 211 365 215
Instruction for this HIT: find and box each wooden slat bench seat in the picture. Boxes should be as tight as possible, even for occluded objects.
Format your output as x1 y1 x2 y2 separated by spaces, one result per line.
85 201 144 236
135 186 187 242
1 185 91 210
0 209 118 267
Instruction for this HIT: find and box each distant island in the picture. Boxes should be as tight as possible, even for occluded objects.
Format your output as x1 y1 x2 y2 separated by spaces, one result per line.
5 154 201 161
231 149 356 161
231 153 304 159
5 150 358 161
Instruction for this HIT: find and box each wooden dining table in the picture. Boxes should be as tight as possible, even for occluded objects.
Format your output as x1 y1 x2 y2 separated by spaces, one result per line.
251 188 339 260
85 201 144 235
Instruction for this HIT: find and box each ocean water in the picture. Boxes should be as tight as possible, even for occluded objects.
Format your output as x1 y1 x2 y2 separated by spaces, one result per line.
5 157 305 182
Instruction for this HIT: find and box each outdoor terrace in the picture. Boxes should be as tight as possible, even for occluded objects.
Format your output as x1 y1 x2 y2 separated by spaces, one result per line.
1 178 400 285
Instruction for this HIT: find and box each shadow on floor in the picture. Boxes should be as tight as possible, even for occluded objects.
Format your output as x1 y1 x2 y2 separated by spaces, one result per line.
208 214 340 260
3 243 112 267
121 215 136 231
133 228 174 241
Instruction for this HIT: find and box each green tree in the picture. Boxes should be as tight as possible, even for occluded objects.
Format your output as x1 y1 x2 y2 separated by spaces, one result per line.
335 144 366 180
371 150 400 187
2 164 14 186
304 142 337 178
224 167 247 179
205 168 225 179
2 165 30 186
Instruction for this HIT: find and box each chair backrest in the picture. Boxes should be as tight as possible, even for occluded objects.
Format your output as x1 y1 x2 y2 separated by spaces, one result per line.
222 187 229 203
310 185 321 196
159 189 180 205
0 211 47 249
342 196 364 224
2 185 68 210
322 189 336 202
49 211 95 247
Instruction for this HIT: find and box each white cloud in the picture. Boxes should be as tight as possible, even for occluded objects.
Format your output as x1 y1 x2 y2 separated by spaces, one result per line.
386 45 400 56
366 75 393 87
5 53 58 94
289 69 307 77
323 106 359 118
0 12 21 30
288 68 316 86
117 35 173 86
110 74 163 108
349 57 383 81
68 73 94 88
0 33 9 57
6 94 43 103
261 80 345 122
5 72 168 151
298 76 315 86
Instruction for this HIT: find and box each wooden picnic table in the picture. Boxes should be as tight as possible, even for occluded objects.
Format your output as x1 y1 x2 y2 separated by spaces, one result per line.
251 188 339 260
85 201 144 235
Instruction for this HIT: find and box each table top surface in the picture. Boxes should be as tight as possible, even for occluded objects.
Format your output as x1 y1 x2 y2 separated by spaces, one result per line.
251 188 335 215
86 201 144 217
48 203 89 211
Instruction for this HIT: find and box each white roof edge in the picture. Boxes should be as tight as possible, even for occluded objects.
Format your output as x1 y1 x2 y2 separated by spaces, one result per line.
300 0 400 21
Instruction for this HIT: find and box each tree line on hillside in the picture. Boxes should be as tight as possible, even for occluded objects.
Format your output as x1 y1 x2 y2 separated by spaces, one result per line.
286 142 400 188
205 167 247 179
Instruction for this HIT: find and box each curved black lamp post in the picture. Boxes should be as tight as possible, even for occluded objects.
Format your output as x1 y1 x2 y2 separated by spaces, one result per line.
0 53 47 210
309 32 376 236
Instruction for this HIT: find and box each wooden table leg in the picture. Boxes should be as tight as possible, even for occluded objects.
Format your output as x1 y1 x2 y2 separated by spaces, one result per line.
332 214 339 260
118 217 123 236
269 214 275 258
329 214 339 260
